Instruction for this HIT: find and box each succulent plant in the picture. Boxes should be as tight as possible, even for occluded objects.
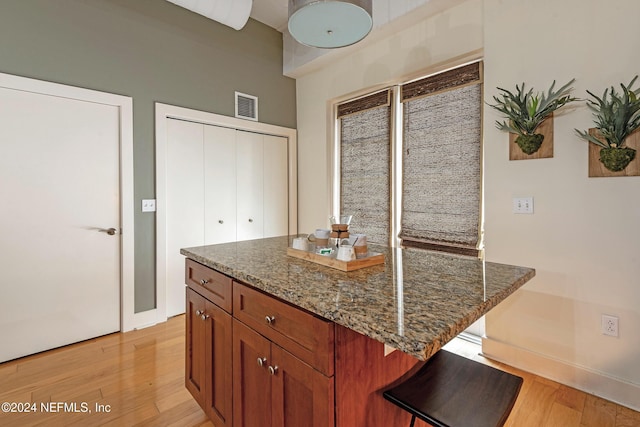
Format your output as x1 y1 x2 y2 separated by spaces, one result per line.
575 76 640 149
489 79 577 154
576 76 640 172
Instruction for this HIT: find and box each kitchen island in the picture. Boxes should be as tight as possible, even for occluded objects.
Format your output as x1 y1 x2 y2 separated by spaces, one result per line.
181 236 535 427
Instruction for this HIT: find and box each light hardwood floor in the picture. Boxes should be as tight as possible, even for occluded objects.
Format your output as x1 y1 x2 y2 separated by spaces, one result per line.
0 315 638 427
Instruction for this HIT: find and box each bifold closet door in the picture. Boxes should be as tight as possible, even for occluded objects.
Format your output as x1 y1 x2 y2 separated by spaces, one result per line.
204 125 237 245
236 131 264 241
263 134 289 238
166 119 205 317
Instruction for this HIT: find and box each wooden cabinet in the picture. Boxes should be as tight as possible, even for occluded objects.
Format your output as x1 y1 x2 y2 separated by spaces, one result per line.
233 319 334 427
232 282 335 427
186 260 334 427
185 264 233 427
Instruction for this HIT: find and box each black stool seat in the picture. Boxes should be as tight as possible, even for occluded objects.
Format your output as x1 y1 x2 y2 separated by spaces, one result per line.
383 350 523 427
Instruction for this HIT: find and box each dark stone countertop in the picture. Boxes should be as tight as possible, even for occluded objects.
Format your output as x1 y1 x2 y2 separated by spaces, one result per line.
181 236 535 360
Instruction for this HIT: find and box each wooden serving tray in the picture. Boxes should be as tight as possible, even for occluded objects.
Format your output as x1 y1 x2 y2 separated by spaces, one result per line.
287 247 384 272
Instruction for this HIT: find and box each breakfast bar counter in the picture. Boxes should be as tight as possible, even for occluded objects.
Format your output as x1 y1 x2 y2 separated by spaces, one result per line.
181 235 535 427
181 235 535 360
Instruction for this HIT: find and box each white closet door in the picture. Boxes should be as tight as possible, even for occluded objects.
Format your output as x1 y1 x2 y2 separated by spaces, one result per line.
236 131 264 241
166 119 204 317
204 125 237 244
263 135 289 238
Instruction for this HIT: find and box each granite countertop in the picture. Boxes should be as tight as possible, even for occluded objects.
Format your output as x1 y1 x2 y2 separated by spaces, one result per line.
181 236 535 360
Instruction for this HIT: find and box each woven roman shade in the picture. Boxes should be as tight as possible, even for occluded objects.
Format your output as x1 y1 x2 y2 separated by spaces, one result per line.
400 63 482 254
339 90 391 245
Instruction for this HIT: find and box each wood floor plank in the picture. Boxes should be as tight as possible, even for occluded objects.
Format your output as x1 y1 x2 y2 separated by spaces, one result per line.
545 401 582 427
1 316 638 427
581 394 617 427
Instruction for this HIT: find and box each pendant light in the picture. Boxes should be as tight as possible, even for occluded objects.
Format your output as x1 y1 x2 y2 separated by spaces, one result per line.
288 0 373 49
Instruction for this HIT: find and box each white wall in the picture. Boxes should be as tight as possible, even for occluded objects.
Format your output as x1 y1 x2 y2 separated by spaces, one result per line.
295 0 640 411
482 0 640 411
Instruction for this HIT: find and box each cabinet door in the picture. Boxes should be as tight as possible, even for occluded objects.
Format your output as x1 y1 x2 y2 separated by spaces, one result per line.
236 131 264 241
167 119 204 317
233 320 271 427
204 125 237 245
271 345 334 427
185 288 208 407
204 299 233 427
263 135 289 238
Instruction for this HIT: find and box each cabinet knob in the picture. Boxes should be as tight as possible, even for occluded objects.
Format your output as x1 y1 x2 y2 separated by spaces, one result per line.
201 313 210 321
248 218 253 223
268 365 278 376
200 279 209 285
257 357 267 367
195 310 203 316
218 220 224 224
265 315 275 325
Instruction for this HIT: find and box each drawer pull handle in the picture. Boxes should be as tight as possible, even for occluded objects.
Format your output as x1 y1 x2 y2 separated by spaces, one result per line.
200 279 209 285
265 315 275 325
257 357 267 367
268 365 278 376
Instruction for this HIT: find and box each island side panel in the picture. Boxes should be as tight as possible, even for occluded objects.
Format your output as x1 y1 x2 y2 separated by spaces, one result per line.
334 324 431 427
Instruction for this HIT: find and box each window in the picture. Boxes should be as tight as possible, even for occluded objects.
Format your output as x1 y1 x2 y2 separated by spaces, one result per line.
335 62 483 255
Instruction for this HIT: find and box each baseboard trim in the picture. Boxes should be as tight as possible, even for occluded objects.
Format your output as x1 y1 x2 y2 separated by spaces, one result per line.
482 337 640 412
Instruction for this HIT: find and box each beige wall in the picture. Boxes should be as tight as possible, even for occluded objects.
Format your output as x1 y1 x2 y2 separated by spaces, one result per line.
295 0 483 233
483 0 640 410
295 0 640 410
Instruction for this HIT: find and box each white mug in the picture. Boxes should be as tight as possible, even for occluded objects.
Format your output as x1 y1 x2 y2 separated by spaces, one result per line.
292 237 308 251
337 245 356 262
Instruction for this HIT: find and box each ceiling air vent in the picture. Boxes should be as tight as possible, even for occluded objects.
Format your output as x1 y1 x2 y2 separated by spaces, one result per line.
235 91 258 121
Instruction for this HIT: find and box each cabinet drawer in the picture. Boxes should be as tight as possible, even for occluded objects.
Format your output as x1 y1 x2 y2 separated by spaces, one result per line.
233 282 334 376
185 259 232 313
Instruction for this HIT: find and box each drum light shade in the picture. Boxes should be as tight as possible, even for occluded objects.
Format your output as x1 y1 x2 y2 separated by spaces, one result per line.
288 0 373 48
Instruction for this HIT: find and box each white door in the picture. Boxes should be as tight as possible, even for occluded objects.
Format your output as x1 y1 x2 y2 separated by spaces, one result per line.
236 131 264 241
0 87 121 362
166 119 205 318
263 135 289 238
204 125 237 245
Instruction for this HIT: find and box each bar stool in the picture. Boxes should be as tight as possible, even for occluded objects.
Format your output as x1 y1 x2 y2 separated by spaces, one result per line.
383 350 523 427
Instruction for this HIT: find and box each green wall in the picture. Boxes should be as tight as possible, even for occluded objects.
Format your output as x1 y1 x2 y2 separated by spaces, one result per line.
0 0 296 312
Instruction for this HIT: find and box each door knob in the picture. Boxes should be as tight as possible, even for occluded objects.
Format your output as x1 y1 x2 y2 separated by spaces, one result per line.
248 218 254 223
218 220 224 224
98 227 118 235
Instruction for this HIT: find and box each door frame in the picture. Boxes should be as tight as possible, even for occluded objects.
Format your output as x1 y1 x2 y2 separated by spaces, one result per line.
155 103 298 323
0 72 137 332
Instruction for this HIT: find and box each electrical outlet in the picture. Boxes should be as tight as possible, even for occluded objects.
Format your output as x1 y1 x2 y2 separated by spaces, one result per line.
513 197 534 214
601 314 619 337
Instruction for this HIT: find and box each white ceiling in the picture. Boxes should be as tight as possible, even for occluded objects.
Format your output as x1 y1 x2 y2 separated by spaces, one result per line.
250 0 289 32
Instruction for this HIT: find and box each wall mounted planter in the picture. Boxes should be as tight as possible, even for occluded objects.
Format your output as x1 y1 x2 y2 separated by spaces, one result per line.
588 128 640 177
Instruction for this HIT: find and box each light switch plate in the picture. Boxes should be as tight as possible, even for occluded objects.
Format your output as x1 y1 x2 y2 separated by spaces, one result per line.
142 199 156 212
513 197 534 214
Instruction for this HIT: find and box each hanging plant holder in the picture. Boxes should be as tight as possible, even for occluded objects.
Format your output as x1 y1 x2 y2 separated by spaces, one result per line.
577 76 640 177
508 114 554 160
489 79 576 160
599 147 636 172
515 133 545 155
588 128 640 177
